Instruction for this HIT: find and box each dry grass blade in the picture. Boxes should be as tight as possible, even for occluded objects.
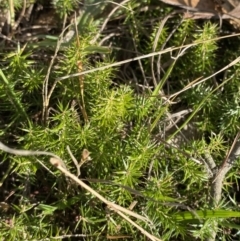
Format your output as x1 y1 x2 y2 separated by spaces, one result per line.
0 142 161 240
168 55 240 100
42 15 68 123
56 32 240 82
50 157 162 241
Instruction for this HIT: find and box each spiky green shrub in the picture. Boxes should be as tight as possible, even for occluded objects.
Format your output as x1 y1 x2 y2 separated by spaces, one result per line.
1 1 240 241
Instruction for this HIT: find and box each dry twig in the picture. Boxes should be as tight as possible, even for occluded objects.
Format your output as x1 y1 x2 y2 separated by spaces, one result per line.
0 141 162 241
50 157 162 241
42 15 68 123
56 32 240 82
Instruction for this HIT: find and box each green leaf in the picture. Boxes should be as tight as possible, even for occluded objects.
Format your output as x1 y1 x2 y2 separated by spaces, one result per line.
37 204 58 215
174 209 240 221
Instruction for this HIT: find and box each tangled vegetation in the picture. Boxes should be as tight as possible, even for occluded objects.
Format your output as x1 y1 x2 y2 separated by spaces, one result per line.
1 0 240 240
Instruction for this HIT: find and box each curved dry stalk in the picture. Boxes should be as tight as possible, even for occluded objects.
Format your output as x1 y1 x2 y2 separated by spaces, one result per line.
151 11 179 87
0 141 162 241
50 158 162 241
0 141 67 170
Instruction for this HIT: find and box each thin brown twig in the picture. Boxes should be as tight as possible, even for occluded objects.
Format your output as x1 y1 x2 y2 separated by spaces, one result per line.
56 32 240 82
0 142 161 238
168 55 240 100
13 0 26 30
66 145 80 176
0 141 67 170
42 15 68 124
67 146 91 177
50 157 162 241
113 208 161 241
